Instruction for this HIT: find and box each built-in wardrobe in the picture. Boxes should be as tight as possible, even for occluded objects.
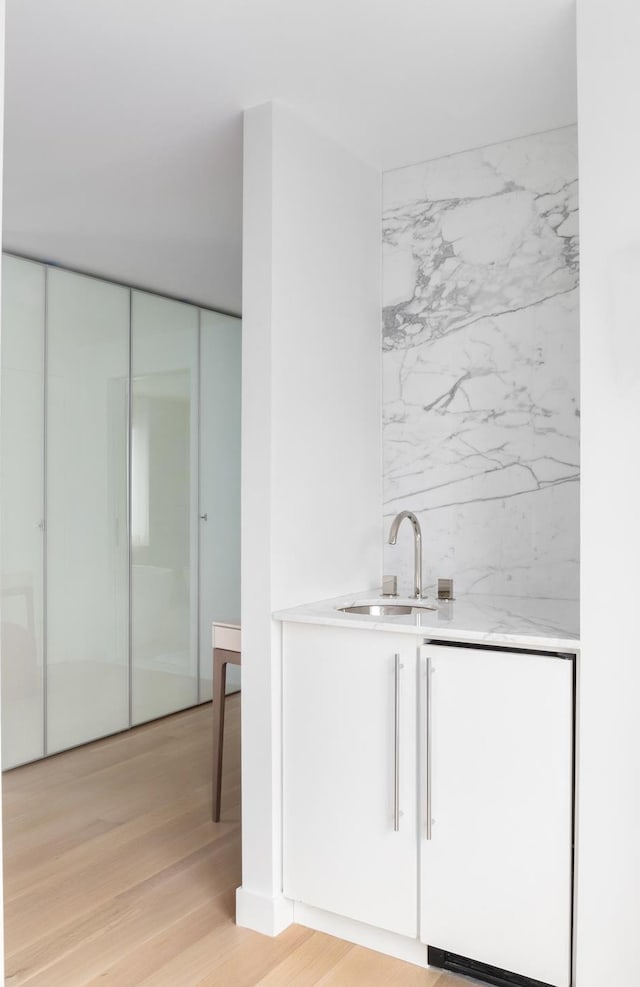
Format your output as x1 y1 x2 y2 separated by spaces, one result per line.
0 253 241 770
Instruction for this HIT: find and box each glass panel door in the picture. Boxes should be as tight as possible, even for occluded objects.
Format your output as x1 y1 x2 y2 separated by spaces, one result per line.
1 256 45 768
46 269 130 753
198 311 241 701
131 291 198 724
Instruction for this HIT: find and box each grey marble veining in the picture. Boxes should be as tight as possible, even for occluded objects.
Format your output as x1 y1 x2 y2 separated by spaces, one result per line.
382 126 579 599
274 589 579 653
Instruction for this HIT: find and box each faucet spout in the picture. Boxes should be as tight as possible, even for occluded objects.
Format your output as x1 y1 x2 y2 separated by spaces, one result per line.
388 511 423 600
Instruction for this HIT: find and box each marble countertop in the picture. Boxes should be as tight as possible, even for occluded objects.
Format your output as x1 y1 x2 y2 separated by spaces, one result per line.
274 589 580 652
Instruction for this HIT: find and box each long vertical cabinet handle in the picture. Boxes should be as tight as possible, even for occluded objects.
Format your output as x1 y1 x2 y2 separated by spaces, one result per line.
394 653 401 832
425 655 433 840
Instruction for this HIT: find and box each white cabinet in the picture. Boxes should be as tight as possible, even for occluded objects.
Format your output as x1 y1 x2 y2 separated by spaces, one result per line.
282 623 575 987
1 253 242 765
283 622 418 937
420 643 573 987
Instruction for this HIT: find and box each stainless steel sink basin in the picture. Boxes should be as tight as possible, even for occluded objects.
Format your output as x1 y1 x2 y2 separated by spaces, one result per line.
338 603 437 616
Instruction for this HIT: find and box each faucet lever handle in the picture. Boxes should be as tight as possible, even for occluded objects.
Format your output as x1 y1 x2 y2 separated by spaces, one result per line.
382 575 398 597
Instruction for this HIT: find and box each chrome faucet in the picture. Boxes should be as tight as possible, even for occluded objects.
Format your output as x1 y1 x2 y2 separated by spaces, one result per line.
388 511 423 599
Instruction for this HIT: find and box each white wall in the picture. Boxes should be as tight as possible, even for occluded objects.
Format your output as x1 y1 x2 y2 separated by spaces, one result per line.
0 0 7 974
576 1 640 983
237 101 381 933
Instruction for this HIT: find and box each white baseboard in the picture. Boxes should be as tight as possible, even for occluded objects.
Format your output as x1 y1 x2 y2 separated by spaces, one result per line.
235 886 294 936
292 901 429 968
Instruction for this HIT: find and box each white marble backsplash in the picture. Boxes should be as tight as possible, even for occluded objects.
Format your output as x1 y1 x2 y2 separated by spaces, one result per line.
383 126 579 599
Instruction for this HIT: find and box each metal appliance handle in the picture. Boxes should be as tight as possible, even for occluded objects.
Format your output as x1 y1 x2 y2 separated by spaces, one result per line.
394 653 401 832
425 656 432 840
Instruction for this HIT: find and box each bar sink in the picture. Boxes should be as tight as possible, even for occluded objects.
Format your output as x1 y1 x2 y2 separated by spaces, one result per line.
337 603 437 616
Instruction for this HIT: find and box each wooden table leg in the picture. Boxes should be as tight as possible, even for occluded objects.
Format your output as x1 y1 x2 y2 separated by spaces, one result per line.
212 648 227 822
212 646 241 822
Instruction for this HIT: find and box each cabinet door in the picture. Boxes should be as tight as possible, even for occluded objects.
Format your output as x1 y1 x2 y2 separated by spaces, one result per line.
47 269 130 754
197 310 241 702
420 644 573 987
130 291 199 724
1 255 45 767
283 623 417 937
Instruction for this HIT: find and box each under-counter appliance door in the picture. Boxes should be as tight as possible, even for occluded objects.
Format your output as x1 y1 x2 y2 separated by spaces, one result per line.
419 643 573 987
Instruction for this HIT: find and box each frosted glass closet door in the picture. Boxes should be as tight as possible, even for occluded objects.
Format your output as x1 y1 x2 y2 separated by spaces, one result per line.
46 270 130 754
1 256 45 768
198 312 241 701
131 291 199 724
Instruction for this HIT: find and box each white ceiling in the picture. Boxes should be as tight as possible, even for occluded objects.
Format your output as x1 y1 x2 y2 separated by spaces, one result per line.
2 0 577 315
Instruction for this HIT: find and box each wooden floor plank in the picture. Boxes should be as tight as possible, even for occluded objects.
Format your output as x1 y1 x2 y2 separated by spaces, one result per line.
82 894 236 987
6 833 240 986
139 922 312 987
315 948 446 986
254 930 354 986
2 696 467 986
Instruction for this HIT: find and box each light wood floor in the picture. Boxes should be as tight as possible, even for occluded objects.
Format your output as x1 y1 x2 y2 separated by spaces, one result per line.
2 698 465 986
